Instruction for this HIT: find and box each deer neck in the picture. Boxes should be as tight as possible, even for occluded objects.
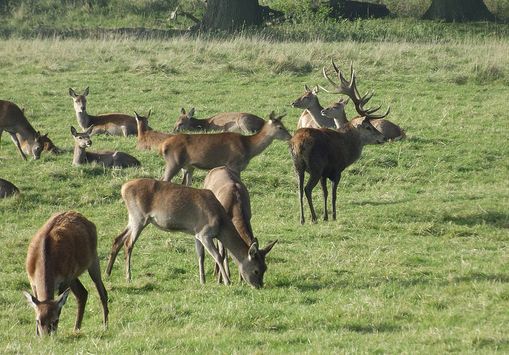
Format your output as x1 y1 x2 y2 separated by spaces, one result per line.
231 215 255 246
33 239 56 301
16 132 36 155
245 124 276 158
305 99 336 128
73 143 88 165
217 220 249 266
75 110 91 130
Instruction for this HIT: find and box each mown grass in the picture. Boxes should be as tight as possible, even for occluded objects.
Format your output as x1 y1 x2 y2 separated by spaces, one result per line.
0 31 508 353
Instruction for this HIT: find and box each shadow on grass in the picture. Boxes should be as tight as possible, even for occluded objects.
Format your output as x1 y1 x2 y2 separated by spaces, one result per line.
351 198 411 206
452 272 509 284
110 281 159 294
443 211 509 229
343 321 401 333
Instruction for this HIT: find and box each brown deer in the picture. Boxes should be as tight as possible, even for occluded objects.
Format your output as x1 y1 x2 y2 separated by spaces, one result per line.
134 111 172 153
290 62 388 224
292 85 348 129
0 100 55 160
203 166 261 282
0 178 19 198
161 112 291 185
71 126 141 168
173 107 265 134
23 211 108 336
69 87 140 136
105 178 277 288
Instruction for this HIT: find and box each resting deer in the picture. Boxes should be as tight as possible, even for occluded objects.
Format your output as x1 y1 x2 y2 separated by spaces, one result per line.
292 85 347 129
71 126 141 168
0 178 19 198
69 87 140 136
173 107 265 134
0 100 56 160
134 111 172 153
203 166 260 282
161 112 291 185
290 62 388 224
105 178 277 288
23 211 108 336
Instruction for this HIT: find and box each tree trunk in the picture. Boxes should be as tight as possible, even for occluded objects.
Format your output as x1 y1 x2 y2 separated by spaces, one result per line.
422 0 495 21
201 0 263 31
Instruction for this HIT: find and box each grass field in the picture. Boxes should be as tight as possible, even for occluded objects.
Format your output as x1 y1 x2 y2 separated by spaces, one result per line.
0 29 508 353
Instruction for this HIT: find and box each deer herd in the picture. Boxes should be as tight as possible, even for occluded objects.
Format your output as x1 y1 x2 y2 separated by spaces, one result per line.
0 60 405 336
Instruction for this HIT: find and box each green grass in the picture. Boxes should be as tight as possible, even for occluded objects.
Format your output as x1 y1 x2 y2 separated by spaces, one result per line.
0 31 508 353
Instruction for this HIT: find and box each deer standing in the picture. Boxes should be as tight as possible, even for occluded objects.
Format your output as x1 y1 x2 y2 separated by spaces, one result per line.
0 178 19 198
134 111 172 153
0 100 55 160
292 85 348 129
69 87 140 136
173 107 265 134
203 166 259 282
23 211 108 336
290 62 388 224
71 126 141 168
105 178 277 288
161 112 291 185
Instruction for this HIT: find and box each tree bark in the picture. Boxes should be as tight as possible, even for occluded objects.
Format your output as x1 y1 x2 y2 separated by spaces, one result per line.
422 0 495 21
201 0 263 31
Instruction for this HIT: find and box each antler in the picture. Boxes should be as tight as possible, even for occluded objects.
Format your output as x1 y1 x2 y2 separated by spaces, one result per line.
321 59 390 120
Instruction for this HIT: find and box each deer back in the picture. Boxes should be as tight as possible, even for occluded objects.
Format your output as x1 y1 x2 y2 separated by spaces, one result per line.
208 112 265 134
0 178 20 198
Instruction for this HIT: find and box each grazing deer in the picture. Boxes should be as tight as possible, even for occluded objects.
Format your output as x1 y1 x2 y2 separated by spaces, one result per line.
23 211 108 336
0 178 19 198
203 166 258 282
105 178 277 288
292 85 347 129
290 62 389 224
69 87 140 136
71 126 141 168
134 111 172 153
0 100 52 160
173 107 265 134
161 112 291 185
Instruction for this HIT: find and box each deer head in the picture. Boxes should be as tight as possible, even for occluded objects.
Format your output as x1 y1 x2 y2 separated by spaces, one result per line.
23 289 70 336
173 107 196 132
69 87 89 113
291 85 320 109
240 239 278 288
71 126 93 148
134 110 152 131
266 111 292 141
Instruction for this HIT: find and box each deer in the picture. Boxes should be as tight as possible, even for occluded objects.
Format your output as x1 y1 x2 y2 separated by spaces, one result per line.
71 126 141 168
161 111 291 185
290 62 388 224
105 178 277 288
134 111 172 153
0 100 56 160
292 85 348 129
23 211 108 336
173 107 266 134
69 87 140 136
0 178 19 198
203 166 258 282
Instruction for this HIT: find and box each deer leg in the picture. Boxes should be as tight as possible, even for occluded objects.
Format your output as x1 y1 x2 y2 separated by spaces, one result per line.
8 132 27 160
331 174 342 221
320 176 329 221
124 221 146 282
162 160 181 182
196 233 230 285
215 241 230 284
69 279 88 332
88 257 109 328
182 166 195 186
304 173 321 224
297 169 306 225
195 239 206 285
105 227 130 276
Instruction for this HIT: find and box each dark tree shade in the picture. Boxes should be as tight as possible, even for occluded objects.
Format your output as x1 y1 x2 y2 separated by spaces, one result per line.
201 0 263 31
422 0 495 21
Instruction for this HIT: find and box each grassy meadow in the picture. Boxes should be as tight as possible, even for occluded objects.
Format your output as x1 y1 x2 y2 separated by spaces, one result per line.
1 28 509 353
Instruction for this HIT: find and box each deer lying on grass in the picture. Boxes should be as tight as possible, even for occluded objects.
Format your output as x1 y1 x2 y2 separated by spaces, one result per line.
71 126 141 168
0 178 19 198
173 107 265 134
161 112 291 185
292 85 348 129
24 211 108 336
134 111 172 153
0 100 59 160
320 61 405 140
203 166 267 282
69 87 141 136
105 178 277 288
290 62 388 224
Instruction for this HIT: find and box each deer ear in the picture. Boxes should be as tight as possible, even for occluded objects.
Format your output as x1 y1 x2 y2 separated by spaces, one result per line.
85 125 94 135
134 111 140 119
69 88 77 98
70 126 77 136
147 109 152 118
248 241 259 260
83 87 89 96
180 107 186 115
56 288 71 309
188 107 195 118
312 85 319 94
304 84 310 92
260 240 277 257
23 291 39 309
